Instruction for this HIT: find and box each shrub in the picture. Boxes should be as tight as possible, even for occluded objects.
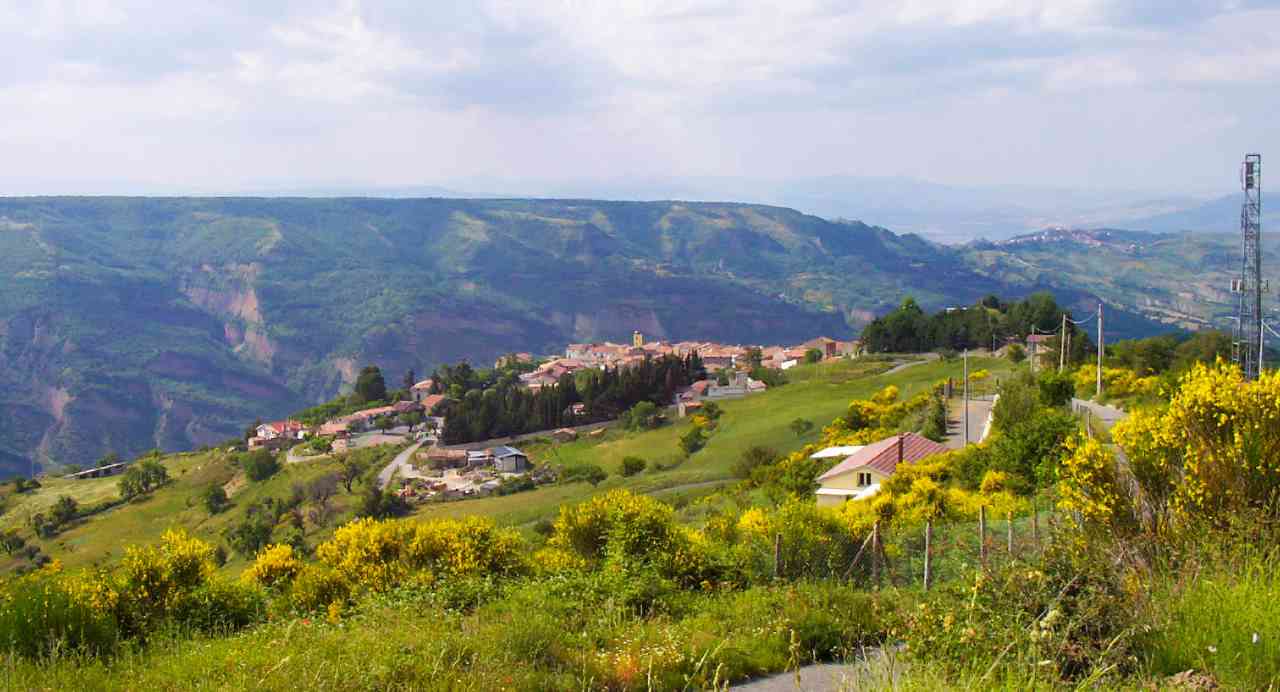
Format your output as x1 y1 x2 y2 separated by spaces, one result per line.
621 401 661 431
550 490 716 586
288 564 352 612
1057 437 1129 533
920 395 948 442
1112 362 1280 523
871 385 899 406
118 458 168 500
167 580 264 635
992 371 1039 431
901 543 1138 681
620 456 647 477
731 446 777 479
242 544 303 588
561 463 607 486
223 508 275 559
112 529 222 635
679 425 707 455
50 496 79 526
0 576 119 660
357 485 411 520
700 401 723 421
1037 370 1076 407
241 449 280 482
0 529 26 555
314 516 527 595
733 501 865 581
789 418 814 438
202 485 230 515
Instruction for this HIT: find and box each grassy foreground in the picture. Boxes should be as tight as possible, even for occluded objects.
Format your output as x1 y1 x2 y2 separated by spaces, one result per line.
409 356 1003 528
3 355 1001 575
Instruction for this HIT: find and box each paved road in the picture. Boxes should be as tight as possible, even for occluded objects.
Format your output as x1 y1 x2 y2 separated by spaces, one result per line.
944 397 995 450
1071 398 1127 430
376 440 425 490
285 447 326 464
878 353 938 377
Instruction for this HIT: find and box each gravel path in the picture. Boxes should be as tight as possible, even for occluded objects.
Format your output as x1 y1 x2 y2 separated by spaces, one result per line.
376 440 425 490
731 649 897 691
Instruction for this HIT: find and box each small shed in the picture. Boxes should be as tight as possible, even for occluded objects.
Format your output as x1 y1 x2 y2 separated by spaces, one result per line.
491 446 530 473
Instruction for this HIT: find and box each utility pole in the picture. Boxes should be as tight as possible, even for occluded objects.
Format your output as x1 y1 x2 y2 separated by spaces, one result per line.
1059 313 1067 373
963 348 970 447
1096 303 1104 399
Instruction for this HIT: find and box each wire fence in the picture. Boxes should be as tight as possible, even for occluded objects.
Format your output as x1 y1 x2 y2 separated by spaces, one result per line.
754 506 1062 590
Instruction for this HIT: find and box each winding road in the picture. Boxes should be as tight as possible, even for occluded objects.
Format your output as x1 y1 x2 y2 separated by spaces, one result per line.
376 440 425 490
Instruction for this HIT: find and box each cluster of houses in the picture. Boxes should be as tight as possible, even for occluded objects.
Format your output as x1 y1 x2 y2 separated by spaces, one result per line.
241 331 866 454
516 332 860 394
391 445 553 503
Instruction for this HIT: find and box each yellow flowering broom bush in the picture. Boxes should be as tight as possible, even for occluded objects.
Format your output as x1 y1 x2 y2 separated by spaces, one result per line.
1111 361 1280 524
313 515 528 595
242 544 302 588
550 489 718 586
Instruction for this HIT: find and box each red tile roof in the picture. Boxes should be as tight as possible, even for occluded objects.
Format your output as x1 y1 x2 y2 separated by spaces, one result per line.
420 394 449 413
263 420 304 435
817 432 949 481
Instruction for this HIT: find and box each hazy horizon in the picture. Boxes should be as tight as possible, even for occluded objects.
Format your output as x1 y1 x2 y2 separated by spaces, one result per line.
3 1 1278 204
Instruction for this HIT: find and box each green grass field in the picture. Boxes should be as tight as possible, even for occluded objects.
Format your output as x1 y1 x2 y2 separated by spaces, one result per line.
1 356 1009 576
1 451 371 575
408 356 1008 529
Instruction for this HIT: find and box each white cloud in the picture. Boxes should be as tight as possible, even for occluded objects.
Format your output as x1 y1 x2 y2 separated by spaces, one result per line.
0 0 1277 194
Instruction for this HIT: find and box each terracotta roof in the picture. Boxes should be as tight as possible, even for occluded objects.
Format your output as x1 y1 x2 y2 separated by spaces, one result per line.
420 394 449 412
262 420 304 435
411 379 434 391
817 433 949 481
348 405 397 420
1026 334 1054 344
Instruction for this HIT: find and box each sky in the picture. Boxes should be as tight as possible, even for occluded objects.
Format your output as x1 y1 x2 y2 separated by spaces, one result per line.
2 0 1279 198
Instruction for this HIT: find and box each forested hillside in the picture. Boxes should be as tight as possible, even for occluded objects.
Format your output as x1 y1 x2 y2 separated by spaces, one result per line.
0 197 1259 476
0 198 1002 475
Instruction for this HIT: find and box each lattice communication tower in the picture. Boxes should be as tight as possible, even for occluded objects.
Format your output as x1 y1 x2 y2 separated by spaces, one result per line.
1233 154 1265 380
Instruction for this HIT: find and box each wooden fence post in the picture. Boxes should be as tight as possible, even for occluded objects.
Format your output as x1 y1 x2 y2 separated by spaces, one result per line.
978 505 987 569
843 528 875 579
1032 498 1040 550
773 533 781 579
1007 511 1014 556
871 521 880 587
923 521 933 591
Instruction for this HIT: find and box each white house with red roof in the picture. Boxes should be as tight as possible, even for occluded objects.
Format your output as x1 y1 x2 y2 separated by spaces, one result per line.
814 432 949 507
410 379 435 403
255 420 307 441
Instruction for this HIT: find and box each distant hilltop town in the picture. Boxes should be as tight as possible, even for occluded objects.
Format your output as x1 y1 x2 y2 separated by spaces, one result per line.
502 332 863 392
237 332 863 455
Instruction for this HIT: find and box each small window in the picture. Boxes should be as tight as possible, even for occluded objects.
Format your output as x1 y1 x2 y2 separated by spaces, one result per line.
857 472 872 487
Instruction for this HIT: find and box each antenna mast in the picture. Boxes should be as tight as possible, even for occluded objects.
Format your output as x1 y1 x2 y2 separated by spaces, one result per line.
1233 154 1265 380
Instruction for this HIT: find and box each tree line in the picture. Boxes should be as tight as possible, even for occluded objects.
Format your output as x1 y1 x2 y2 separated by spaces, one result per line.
437 354 706 444
860 292 1094 360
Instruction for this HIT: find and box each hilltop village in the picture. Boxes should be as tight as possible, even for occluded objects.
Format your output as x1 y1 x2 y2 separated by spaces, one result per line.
224 333 863 502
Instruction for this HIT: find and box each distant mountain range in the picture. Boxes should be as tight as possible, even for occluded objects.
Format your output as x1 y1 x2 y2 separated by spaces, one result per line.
229 176 1242 243
0 196 1265 477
